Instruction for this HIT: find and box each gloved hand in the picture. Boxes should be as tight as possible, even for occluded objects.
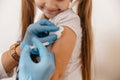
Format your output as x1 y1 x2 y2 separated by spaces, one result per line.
18 37 55 80
20 19 59 50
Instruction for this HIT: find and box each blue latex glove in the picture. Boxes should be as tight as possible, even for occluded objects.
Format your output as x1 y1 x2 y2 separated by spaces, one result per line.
18 37 55 80
20 19 59 50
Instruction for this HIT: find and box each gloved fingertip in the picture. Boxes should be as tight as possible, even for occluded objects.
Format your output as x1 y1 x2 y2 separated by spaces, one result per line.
48 26 59 32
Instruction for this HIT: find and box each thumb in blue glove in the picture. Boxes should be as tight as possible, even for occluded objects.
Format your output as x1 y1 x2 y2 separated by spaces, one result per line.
18 37 55 80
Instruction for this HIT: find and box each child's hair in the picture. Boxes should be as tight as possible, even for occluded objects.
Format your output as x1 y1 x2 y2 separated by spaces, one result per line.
21 0 93 80
21 0 35 40
77 0 93 80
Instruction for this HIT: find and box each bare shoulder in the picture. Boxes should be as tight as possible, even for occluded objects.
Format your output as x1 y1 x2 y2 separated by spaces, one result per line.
52 26 76 60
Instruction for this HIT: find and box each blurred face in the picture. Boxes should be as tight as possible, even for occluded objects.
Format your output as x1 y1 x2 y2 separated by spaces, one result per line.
35 0 71 18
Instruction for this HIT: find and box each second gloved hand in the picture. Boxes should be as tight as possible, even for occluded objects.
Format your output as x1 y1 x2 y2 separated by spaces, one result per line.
18 37 55 80
20 19 59 50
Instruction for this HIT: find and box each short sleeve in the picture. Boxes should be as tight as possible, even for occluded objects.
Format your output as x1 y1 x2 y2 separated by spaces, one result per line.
49 9 82 38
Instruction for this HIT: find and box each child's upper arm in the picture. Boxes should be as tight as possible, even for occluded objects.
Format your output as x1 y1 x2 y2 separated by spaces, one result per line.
51 26 76 79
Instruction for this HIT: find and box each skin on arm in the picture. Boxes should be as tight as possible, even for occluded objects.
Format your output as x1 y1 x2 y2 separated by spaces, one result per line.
50 26 76 80
2 46 21 73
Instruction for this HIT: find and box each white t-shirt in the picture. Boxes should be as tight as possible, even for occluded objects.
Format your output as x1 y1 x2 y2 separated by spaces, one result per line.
0 9 82 80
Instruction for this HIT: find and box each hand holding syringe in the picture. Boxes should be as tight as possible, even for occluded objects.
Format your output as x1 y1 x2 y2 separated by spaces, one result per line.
30 26 64 49
29 26 64 62
20 19 60 50
20 19 64 62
